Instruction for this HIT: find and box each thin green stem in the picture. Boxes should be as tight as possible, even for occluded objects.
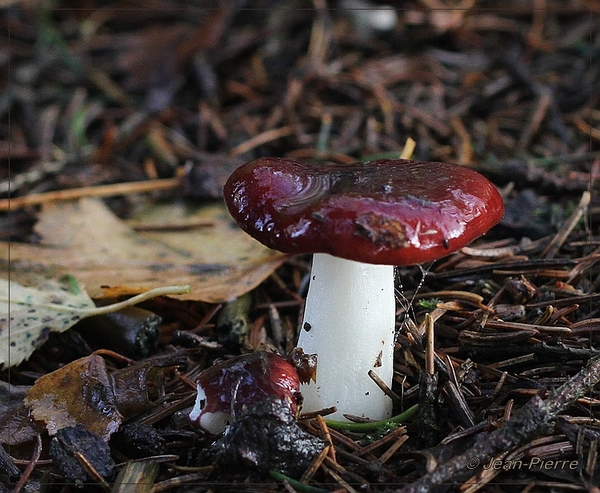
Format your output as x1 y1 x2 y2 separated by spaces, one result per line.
324 403 419 432
269 470 330 493
83 285 191 317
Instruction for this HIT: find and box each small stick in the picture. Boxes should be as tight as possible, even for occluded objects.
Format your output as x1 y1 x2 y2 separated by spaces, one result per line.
356 425 407 457
542 190 590 259
229 126 296 157
315 415 336 463
324 455 372 487
449 116 473 165
378 434 409 464
0 177 180 211
151 472 216 492
322 460 359 493
75 452 111 491
324 427 363 452
299 445 330 483
368 369 402 408
418 313 439 447
414 290 487 310
425 313 435 376
398 353 600 493
461 236 551 257
400 137 416 159
518 87 551 150
12 434 42 493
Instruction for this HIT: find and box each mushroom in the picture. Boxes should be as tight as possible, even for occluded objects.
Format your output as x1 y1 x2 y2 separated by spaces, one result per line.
223 157 504 420
189 352 301 435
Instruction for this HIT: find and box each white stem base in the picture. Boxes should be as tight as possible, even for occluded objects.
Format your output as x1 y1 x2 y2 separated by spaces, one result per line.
297 253 395 421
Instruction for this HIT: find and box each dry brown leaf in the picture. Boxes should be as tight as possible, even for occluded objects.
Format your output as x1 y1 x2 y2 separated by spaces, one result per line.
24 354 121 440
2 198 286 303
0 381 38 446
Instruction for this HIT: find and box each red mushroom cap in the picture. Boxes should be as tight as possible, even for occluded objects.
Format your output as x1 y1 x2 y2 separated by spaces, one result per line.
189 352 300 435
224 158 504 265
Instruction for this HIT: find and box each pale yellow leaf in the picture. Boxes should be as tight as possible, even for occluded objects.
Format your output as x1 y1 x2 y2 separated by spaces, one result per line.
1 198 286 303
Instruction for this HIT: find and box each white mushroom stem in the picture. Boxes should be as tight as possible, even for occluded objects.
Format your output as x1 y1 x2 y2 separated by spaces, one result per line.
297 253 395 421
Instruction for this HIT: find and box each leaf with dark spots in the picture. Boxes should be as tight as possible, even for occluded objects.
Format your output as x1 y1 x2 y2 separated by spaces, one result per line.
0 260 189 368
0 269 95 368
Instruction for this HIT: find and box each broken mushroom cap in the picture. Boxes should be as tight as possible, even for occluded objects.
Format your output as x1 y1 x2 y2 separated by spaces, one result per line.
189 352 301 435
223 158 504 265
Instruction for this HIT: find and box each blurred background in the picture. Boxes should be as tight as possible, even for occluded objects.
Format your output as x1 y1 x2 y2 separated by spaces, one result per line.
2 0 599 240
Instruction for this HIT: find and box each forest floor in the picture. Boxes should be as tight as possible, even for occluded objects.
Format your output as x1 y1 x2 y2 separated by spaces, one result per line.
1 1 600 492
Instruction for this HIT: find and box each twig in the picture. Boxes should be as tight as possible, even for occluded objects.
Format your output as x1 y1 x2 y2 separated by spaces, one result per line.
299 445 330 483
368 369 402 408
229 126 296 157
325 404 419 432
425 313 435 375
518 87 551 150
418 313 439 447
356 424 407 457
0 178 180 211
315 415 336 463
396 354 600 493
12 434 42 493
542 191 590 259
150 471 215 492
75 452 111 491
461 236 551 257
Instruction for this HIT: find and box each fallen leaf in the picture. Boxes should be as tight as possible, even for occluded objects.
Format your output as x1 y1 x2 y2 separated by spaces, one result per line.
24 354 121 440
1 198 287 303
0 261 190 368
0 381 38 446
0 268 94 368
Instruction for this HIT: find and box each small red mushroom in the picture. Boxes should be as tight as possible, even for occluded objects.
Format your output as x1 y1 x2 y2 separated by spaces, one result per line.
189 352 301 435
224 158 504 420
